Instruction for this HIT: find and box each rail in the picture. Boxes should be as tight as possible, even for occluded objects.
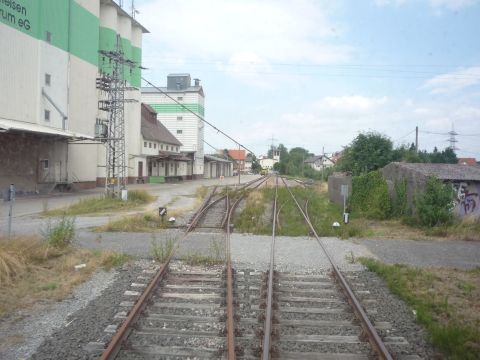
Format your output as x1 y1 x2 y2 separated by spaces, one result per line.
280 176 393 360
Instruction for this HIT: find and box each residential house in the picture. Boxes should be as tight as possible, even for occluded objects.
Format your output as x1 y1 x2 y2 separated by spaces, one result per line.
228 149 246 173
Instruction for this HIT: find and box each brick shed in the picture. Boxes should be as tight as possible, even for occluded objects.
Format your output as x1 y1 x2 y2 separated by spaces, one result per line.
381 162 480 218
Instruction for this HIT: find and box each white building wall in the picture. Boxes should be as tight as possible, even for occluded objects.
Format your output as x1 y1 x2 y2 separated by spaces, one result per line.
0 25 40 125
67 55 99 182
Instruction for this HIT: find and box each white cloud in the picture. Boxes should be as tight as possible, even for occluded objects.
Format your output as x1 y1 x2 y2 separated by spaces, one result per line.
423 66 480 94
373 0 480 10
138 0 353 86
316 95 388 114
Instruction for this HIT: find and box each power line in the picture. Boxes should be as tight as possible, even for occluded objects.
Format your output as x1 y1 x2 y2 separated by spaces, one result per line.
141 76 256 157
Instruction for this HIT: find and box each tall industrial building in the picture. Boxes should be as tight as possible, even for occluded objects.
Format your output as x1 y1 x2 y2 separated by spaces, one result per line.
0 0 147 194
142 74 205 179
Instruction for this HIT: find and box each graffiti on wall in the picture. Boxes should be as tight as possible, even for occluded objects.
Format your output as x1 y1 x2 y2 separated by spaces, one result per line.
453 181 480 217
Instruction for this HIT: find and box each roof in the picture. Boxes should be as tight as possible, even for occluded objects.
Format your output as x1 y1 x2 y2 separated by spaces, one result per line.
0 118 94 140
386 162 480 181
101 0 149 33
228 149 246 161
458 158 477 166
205 154 233 163
141 104 182 146
304 155 322 163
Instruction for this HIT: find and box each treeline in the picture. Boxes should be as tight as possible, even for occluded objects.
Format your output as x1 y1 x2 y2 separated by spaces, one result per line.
272 131 458 179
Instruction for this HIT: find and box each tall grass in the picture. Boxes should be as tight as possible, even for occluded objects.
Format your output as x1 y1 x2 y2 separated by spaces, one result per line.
150 235 175 263
44 190 155 216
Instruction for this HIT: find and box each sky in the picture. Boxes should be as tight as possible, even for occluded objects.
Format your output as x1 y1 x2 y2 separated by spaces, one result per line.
131 0 480 158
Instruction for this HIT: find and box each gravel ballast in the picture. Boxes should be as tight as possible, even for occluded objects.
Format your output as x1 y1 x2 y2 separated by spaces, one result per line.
0 270 116 360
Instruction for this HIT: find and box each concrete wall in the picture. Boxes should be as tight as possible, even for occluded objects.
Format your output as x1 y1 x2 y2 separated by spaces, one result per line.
381 163 428 210
328 174 352 207
0 133 68 196
453 181 480 218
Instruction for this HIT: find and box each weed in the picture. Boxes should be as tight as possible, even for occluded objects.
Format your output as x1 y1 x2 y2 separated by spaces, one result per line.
184 239 224 266
151 235 175 263
44 190 154 216
0 242 26 286
98 212 167 232
359 258 480 359
39 282 58 291
42 215 76 248
99 252 130 269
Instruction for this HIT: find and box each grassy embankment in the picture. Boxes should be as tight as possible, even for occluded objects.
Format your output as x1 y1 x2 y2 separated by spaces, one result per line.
360 258 480 359
235 182 480 241
0 217 129 317
235 184 366 238
97 186 209 232
44 190 154 216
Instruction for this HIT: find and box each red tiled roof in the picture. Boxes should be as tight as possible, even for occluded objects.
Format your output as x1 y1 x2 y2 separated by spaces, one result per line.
458 158 477 166
228 149 246 161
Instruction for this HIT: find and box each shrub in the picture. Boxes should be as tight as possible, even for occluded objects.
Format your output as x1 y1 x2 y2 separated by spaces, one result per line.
415 177 454 227
42 215 76 248
351 171 392 219
393 179 408 217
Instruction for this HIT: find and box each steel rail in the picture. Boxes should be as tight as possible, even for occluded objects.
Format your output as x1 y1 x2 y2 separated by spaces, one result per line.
261 175 278 360
280 177 393 360
225 193 236 360
99 185 220 360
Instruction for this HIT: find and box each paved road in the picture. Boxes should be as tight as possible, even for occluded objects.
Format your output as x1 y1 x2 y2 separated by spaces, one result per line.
2 175 479 270
0 175 260 236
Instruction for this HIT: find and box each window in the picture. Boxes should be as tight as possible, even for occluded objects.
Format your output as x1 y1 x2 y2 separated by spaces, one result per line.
166 146 169 151
177 96 183 101
46 31 52 43
44 110 50 122
144 141 147 147
45 73 51 86
160 144 163 150
177 116 183 121
154 143 157 149
176 147 179 152
41 159 49 169
161 162 164 168
149 142 152 148
177 130 182 134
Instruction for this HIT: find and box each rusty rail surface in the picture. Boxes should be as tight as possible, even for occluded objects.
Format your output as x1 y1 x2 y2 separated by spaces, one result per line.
99 185 221 360
225 194 236 360
280 177 393 360
261 175 278 360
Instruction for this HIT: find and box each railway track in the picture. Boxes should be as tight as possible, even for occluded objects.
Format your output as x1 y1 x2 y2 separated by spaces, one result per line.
100 175 417 359
254 176 394 360
99 176 267 360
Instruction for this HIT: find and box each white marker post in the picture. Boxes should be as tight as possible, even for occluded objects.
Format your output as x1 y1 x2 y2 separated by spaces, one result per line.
341 184 349 224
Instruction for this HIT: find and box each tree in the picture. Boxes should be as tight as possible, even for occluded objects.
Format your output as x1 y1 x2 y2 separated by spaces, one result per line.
336 132 393 175
250 155 261 173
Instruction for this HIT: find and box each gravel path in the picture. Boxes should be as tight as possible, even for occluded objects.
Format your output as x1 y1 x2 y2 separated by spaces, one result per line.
358 238 480 270
0 270 117 360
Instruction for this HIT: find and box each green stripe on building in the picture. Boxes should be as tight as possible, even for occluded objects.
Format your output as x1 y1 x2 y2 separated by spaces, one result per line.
99 26 141 86
148 104 205 117
0 0 99 66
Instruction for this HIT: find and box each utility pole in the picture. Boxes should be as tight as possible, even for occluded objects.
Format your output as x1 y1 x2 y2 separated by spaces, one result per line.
415 126 419 153
322 146 325 182
238 143 241 185
97 34 137 198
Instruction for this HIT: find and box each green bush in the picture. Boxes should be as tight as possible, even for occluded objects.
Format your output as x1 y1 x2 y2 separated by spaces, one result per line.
351 171 392 219
42 215 76 248
415 177 454 227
